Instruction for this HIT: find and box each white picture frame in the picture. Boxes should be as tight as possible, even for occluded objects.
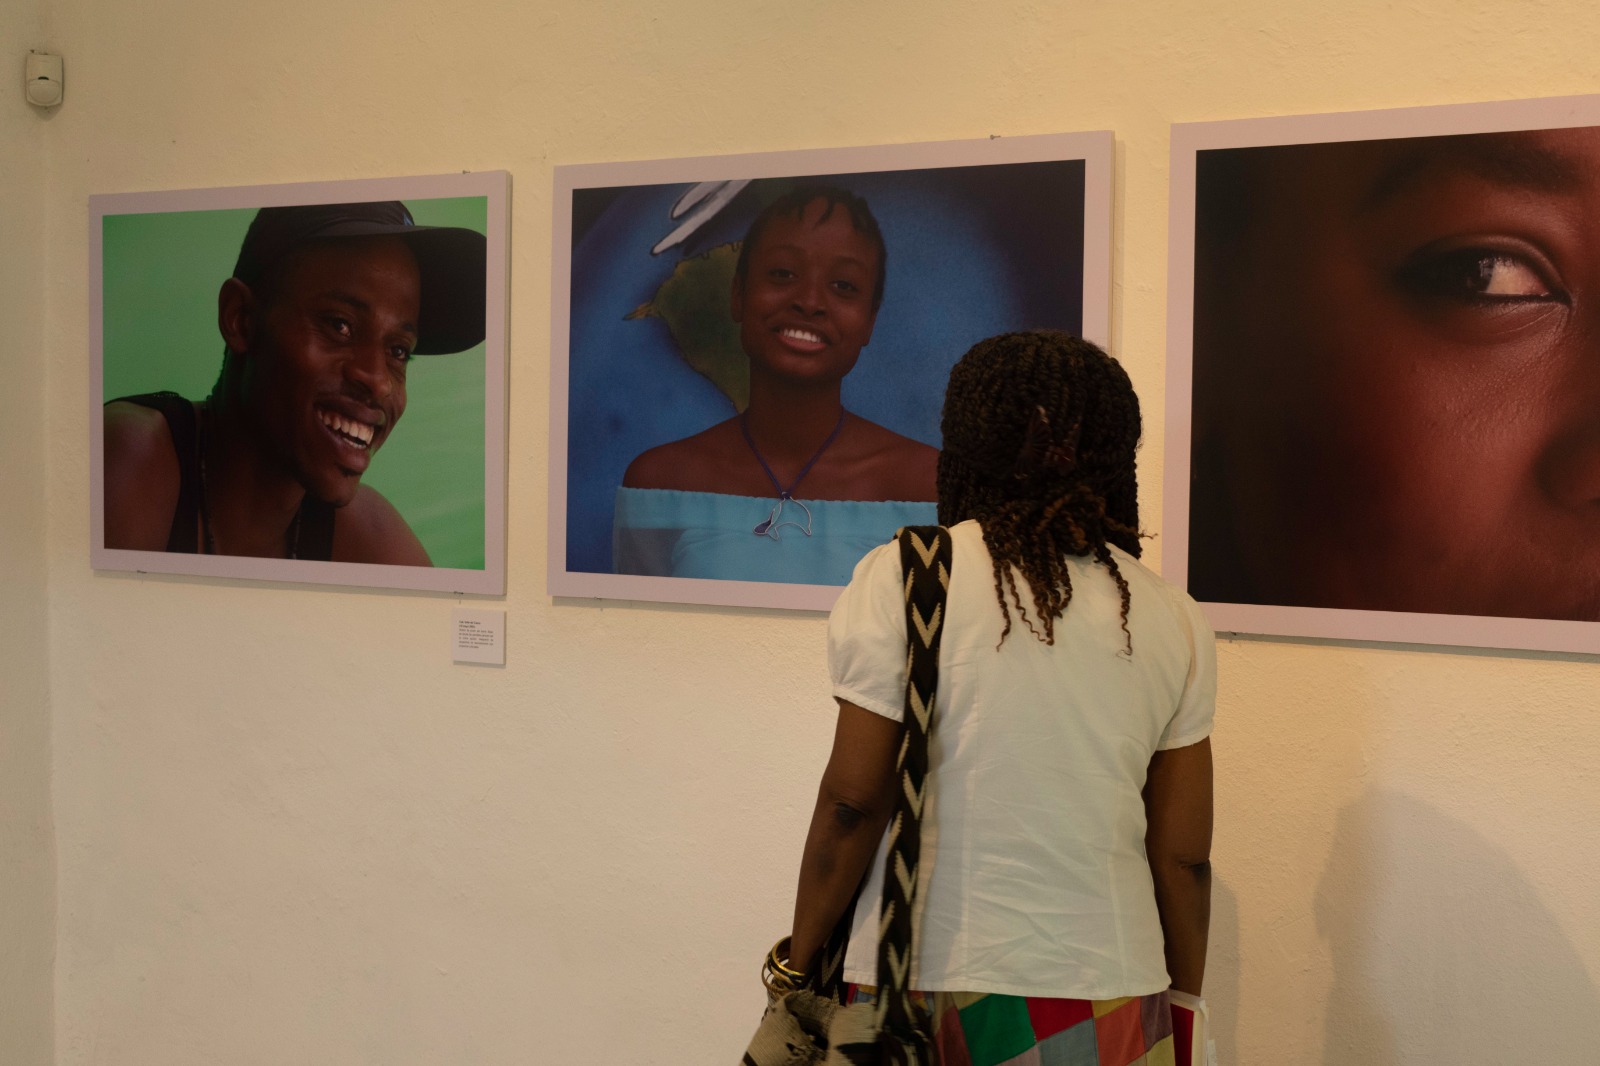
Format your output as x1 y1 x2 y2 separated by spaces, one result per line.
550 133 1114 611
91 171 509 595
1166 95 1600 654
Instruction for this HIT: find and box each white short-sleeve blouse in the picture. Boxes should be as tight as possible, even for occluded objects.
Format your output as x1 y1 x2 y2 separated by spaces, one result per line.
828 520 1216 998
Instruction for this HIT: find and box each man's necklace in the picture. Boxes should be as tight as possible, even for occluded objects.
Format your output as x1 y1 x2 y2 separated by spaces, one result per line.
196 405 303 559
739 410 845 539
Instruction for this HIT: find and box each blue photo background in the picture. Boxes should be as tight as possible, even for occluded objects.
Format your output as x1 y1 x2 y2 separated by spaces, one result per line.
565 160 1087 575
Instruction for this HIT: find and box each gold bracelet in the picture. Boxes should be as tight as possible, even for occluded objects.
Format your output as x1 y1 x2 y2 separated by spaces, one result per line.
762 936 808 995
769 937 808 981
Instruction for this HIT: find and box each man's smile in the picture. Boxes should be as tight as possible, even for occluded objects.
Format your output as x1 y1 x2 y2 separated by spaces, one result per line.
315 401 389 475
318 407 376 448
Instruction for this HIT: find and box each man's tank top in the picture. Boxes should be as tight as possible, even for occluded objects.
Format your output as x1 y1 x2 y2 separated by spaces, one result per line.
109 392 335 560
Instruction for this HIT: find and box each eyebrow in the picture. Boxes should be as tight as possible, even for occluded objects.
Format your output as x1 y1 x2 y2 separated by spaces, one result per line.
1361 133 1588 210
318 290 418 337
759 243 871 269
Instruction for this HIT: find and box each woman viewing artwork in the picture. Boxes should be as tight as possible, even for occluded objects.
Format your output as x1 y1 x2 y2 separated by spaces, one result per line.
615 186 939 585
778 331 1217 1059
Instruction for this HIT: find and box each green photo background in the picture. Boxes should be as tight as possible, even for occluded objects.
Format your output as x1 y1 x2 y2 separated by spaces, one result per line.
101 196 489 570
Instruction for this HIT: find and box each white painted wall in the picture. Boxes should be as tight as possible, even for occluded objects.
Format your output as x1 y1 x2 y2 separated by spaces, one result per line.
1 5 56 1065
18 0 1600 1063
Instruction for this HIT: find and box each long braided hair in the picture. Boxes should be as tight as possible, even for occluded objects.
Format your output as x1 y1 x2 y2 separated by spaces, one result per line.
937 331 1144 647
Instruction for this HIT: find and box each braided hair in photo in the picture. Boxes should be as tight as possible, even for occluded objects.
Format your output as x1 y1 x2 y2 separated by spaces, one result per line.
937 330 1143 647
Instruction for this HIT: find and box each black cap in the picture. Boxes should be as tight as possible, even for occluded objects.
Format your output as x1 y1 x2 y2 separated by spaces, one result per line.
232 201 487 355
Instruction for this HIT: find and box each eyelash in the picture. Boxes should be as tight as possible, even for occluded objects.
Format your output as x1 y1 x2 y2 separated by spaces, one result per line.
763 269 861 295
1395 246 1569 307
323 317 414 365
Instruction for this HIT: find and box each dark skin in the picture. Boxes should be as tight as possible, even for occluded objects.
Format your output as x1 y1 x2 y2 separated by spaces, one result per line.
788 704 1213 997
623 197 937 502
1194 129 1600 619
1143 738 1213 995
787 700 901 977
103 236 430 564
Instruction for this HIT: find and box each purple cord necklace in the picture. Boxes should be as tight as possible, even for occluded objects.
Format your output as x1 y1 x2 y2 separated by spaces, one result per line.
740 409 845 539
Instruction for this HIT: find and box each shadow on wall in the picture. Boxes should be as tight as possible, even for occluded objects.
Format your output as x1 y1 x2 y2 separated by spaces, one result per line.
1316 790 1600 1064
1206 876 1240 1064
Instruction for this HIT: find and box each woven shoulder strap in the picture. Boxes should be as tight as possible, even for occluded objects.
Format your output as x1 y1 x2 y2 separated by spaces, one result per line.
807 527 953 1023
874 525 952 1049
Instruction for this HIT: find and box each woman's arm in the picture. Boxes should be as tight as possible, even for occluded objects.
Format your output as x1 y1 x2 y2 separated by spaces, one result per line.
1143 737 1213 996
787 699 903 977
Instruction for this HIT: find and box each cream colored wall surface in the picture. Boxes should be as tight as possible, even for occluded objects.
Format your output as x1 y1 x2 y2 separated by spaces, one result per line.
39 0 1600 1063
2 6 57 1066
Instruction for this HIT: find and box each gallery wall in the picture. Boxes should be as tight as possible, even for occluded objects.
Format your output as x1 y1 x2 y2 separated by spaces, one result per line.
2 5 56 1065
9 0 1599 1063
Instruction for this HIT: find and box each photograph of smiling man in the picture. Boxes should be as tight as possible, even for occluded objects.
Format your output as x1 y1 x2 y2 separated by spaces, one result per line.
1167 96 1600 653
550 134 1113 611
91 172 507 595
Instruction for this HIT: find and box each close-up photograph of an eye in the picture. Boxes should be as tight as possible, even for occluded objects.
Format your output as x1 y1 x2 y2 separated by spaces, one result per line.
1182 124 1600 632
1395 247 1561 304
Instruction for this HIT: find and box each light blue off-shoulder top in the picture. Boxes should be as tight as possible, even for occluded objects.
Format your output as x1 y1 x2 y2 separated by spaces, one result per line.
613 487 938 586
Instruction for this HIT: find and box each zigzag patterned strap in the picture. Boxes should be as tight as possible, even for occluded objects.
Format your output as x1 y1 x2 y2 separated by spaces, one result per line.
871 525 952 1060
803 527 952 1031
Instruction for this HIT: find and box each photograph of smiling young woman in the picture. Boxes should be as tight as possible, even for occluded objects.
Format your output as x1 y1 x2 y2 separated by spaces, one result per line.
1187 127 1600 622
614 186 939 584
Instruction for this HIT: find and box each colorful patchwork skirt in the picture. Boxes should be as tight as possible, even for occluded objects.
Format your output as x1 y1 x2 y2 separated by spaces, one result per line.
845 985 1175 1066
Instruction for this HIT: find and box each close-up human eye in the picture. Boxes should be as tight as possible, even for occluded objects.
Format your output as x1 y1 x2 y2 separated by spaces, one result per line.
1395 245 1567 306
831 278 861 296
323 315 354 338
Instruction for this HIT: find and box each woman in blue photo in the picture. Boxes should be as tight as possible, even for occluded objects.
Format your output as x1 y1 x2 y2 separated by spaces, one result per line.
614 186 939 585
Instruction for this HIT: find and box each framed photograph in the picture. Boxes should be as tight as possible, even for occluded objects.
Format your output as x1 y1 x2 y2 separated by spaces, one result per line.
91 171 508 595
1165 94 1600 654
549 132 1113 611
